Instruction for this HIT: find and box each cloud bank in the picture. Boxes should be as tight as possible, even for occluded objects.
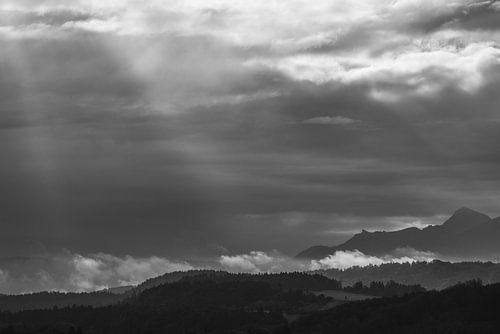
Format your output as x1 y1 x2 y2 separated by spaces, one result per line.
69 253 193 291
303 116 360 125
219 251 308 273
0 252 192 294
0 248 440 293
309 248 437 270
219 248 437 273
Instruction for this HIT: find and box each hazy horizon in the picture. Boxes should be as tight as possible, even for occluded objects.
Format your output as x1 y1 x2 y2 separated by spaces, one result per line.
1 207 498 294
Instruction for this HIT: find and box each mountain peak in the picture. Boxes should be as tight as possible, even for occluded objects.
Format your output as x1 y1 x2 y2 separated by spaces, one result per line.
442 207 491 232
450 207 489 219
453 206 480 215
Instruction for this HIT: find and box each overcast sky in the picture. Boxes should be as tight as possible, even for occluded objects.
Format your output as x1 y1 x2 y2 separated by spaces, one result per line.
1 0 500 263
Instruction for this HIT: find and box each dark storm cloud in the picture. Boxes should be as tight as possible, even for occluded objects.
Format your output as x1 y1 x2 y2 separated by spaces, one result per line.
408 0 500 32
0 9 95 28
0 0 499 276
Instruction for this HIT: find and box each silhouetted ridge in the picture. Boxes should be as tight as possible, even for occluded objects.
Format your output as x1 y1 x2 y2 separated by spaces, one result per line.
291 280 500 333
317 260 500 290
441 206 491 233
296 207 499 260
0 272 344 333
1 277 499 333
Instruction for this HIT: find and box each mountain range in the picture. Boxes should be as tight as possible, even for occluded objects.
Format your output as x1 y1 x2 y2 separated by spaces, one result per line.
296 207 500 260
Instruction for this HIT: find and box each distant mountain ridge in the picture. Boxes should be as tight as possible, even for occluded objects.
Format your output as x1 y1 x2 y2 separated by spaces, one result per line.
296 207 500 260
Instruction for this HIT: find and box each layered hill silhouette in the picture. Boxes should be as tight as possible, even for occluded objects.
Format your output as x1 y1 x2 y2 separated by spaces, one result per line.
2 272 500 333
291 280 500 334
0 272 346 333
318 261 500 290
296 207 500 260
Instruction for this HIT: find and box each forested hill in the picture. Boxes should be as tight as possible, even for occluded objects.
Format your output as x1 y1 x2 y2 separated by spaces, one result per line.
0 272 342 312
0 275 498 333
3 261 497 313
292 280 500 334
317 260 500 290
0 273 343 333
0 291 124 313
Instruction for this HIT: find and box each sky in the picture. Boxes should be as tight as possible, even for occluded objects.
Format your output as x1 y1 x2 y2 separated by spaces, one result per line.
1 0 500 290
